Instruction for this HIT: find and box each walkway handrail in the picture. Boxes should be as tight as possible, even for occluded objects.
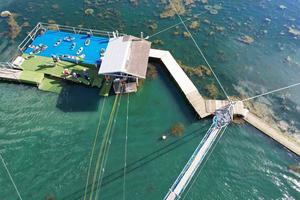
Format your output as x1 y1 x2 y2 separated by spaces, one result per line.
18 23 42 53
16 22 126 56
164 106 233 200
39 22 126 38
164 124 218 200
0 62 16 69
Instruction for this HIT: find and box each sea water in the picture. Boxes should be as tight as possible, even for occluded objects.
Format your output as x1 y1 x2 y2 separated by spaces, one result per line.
0 0 299 199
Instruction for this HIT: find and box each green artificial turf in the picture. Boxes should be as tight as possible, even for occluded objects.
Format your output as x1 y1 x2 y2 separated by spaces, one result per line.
38 76 63 94
21 54 103 88
19 70 44 85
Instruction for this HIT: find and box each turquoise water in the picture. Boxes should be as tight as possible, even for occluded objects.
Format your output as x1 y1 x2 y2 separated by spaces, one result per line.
0 0 300 199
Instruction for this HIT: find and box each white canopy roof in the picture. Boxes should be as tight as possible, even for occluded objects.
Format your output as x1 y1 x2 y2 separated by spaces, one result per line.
98 35 151 79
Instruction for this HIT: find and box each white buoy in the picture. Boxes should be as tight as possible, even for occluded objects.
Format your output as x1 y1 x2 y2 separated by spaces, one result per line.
161 135 167 140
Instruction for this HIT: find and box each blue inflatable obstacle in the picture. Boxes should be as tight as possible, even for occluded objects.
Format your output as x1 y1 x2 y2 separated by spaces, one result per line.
25 30 109 65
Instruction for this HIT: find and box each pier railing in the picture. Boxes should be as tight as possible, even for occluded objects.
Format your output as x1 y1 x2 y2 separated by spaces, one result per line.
17 22 125 54
17 22 43 53
0 62 16 69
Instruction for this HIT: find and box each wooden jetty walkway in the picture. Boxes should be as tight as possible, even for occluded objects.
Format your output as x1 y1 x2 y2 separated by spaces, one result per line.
149 48 300 200
244 113 300 155
149 48 300 157
0 68 22 81
0 67 44 85
149 49 210 118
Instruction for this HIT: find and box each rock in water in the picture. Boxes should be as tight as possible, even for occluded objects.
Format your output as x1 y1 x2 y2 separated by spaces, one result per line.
1 10 12 17
238 35 254 44
84 8 94 16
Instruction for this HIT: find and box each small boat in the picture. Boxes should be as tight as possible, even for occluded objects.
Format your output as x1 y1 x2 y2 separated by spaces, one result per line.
64 36 75 42
54 39 62 47
84 38 91 46
76 47 84 55
70 42 76 50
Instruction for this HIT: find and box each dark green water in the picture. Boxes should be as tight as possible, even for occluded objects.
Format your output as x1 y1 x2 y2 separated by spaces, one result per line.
0 0 300 199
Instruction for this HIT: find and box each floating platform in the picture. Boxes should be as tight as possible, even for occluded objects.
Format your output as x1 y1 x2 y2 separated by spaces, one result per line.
21 54 102 87
0 68 44 85
38 76 63 93
1 23 115 94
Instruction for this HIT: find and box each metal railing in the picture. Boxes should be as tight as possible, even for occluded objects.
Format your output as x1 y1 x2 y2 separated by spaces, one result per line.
39 22 124 38
0 62 16 69
17 22 125 55
17 23 42 53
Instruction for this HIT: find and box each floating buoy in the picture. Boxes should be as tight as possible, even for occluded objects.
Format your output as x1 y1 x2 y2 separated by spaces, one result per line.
161 135 167 140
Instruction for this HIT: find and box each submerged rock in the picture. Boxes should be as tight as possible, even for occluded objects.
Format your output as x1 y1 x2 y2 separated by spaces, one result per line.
1 10 12 17
170 122 185 137
152 39 164 46
209 9 218 15
85 8 94 16
160 0 185 19
205 83 218 99
279 5 287 10
288 27 300 36
146 64 158 79
4 13 21 40
213 4 222 10
238 35 254 44
183 31 191 38
189 21 200 29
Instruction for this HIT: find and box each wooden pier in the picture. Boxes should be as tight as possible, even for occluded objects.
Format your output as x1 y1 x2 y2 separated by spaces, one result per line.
149 48 300 157
0 67 44 85
149 49 210 118
244 113 300 155
0 68 22 81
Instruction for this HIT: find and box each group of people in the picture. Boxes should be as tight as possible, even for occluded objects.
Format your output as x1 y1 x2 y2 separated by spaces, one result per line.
63 68 90 82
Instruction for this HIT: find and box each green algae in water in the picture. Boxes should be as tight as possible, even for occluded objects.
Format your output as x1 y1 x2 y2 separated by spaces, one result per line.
0 0 300 199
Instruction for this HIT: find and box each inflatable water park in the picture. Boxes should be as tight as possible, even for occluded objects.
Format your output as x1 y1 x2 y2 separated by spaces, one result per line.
0 22 151 96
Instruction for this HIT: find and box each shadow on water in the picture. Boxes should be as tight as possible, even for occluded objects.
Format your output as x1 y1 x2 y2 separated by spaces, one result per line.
56 83 101 112
150 60 198 123
62 127 207 200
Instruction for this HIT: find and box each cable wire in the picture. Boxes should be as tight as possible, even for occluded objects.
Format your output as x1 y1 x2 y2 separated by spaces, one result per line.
0 153 23 200
83 97 107 200
182 125 228 200
122 94 130 200
242 82 300 102
147 11 206 39
168 0 230 101
88 94 120 200
94 93 123 200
